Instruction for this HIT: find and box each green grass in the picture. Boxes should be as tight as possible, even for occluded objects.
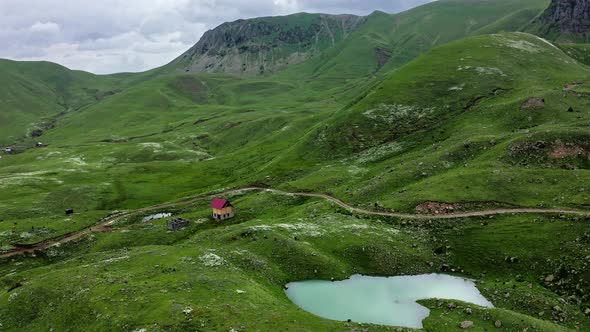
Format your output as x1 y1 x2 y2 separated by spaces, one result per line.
1 0 590 330
1 193 587 331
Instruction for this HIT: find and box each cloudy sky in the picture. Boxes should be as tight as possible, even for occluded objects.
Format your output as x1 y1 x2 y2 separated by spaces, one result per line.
0 0 434 74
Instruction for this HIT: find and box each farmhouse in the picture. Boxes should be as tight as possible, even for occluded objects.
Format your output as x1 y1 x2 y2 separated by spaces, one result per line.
210 198 234 221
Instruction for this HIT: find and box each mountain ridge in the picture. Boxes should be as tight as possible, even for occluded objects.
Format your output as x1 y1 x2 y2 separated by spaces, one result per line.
2 0 590 330
168 13 365 76
531 0 590 41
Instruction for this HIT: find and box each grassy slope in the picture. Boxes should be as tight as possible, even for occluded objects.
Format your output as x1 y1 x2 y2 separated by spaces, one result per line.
168 12 363 76
0 58 167 147
0 59 129 146
1 32 589 331
279 33 590 214
0 192 586 331
1 0 590 330
275 0 549 84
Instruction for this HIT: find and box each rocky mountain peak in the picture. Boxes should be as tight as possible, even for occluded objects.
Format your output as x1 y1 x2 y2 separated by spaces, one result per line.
540 0 590 38
170 13 365 75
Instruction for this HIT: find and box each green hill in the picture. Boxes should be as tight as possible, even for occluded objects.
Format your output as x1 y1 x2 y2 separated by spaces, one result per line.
0 0 589 330
168 13 364 76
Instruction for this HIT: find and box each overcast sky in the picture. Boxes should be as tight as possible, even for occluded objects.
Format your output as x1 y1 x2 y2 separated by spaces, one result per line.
0 0 434 74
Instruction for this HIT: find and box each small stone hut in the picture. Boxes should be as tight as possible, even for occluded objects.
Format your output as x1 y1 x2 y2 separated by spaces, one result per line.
167 218 190 231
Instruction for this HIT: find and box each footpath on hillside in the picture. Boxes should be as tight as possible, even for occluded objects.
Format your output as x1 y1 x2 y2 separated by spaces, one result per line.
2 186 589 258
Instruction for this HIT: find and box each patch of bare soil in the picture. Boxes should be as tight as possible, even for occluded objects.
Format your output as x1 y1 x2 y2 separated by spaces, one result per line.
521 97 545 110
180 78 203 93
415 202 458 215
374 47 392 70
563 82 583 91
549 143 588 159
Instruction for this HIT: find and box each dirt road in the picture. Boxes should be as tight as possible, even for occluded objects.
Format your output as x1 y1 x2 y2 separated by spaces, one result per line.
2 186 588 258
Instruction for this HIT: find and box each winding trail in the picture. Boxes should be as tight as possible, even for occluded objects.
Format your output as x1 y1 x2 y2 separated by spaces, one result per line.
2 186 589 258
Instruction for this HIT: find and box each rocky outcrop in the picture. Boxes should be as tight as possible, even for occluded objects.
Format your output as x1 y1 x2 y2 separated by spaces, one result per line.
171 13 365 75
539 0 590 40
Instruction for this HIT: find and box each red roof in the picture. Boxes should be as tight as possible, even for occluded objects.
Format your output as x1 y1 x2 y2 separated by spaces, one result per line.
210 198 230 209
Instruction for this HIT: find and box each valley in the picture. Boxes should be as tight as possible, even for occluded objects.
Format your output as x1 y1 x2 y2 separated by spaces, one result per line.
1 0 589 330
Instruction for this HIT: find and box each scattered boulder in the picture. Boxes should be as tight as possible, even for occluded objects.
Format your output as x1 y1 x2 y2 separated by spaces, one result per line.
167 218 190 231
65 208 74 215
521 97 545 110
464 307 473 315
31 129 44 137
458 320 474 329
494 320 502 328
545 274 556 282
416 201 457 215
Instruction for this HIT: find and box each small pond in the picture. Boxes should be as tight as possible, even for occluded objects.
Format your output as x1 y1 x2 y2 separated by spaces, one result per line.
142 212 172 222
285 274 493 328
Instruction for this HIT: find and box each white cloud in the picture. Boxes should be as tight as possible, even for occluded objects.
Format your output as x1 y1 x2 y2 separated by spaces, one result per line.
30 21 60 34
0 0 434 74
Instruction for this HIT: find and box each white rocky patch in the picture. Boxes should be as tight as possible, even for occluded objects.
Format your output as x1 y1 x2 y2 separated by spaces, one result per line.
347 165 367 175
475 67 506 76
355 142 404 164
276 223 324 237
247 215 401 240
139 142 163 152
0 171 63 186
502 37 542 53
19 232 33 239
363 104 437 124
68 156 87 166
249 225 272 231
342 224 371 230
8 291 19 302
200 252 226 267
448 84 465 91
99 255 130 265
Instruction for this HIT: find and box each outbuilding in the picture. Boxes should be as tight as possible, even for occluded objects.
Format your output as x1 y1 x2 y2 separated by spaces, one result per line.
167 218 190 231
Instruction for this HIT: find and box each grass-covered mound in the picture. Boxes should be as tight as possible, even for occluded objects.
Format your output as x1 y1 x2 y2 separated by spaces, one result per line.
1 192 587 331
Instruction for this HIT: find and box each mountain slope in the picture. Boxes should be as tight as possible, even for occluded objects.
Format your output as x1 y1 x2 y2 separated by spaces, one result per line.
168 13 364 76
0 0 551 148
279 32 590 214
531 0 590 42
0 59 148 146
168 0 550 81
1 0 590 330
267 0 551 99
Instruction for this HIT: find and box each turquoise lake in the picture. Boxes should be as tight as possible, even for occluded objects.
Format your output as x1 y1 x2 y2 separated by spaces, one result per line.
285 274 493 328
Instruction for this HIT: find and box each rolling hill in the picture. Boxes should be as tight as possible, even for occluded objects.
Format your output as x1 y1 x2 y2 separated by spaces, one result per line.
0 0 589 331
